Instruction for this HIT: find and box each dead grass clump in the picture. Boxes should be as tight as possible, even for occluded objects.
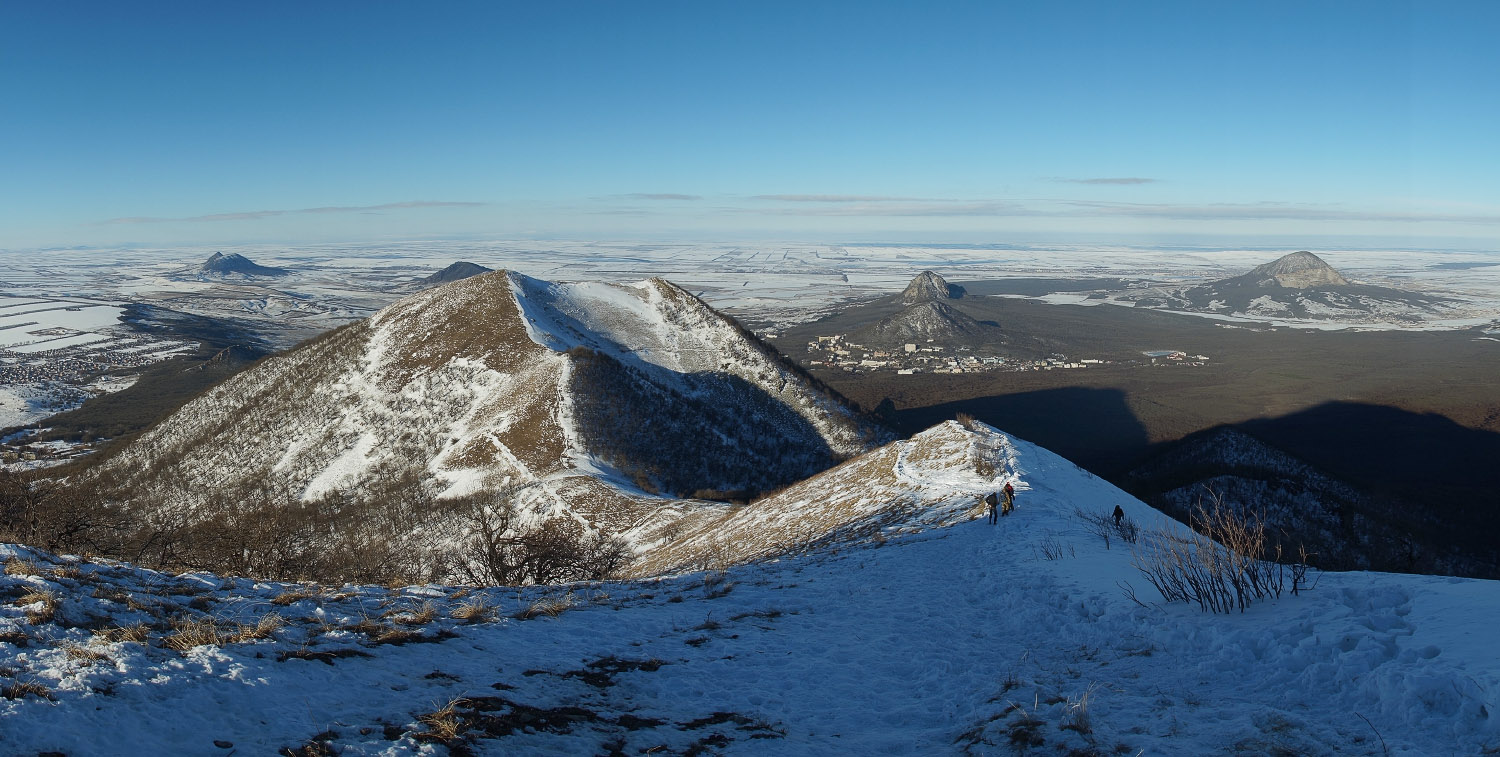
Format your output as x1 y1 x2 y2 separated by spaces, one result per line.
4 558 43 577
163 616 225 651
419 697 469 742
1 679 55 701
452 598 496 623
386 601 437 626
48 563 83 580
163 613 282 651
234 612 284 642
271 588 321 606
62 644 112 666
16 589 58 624
0 630 30 647
515 593 574 620
94 623 150 644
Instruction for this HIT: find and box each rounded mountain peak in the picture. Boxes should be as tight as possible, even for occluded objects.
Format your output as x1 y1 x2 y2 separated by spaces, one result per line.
901 271 962 305
1249 251 1349 288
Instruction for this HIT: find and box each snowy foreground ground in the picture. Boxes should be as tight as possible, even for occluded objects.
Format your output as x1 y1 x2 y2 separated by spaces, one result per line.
2 434 1497 755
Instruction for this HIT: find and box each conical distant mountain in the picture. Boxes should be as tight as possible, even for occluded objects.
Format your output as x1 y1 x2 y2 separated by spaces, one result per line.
1235 251 1350 288
419 261 492 286
901 270 964 305
200 251 289 277
84 271 891 580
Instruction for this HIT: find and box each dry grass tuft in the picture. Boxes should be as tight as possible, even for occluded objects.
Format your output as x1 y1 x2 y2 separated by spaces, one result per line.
271 588 321 606
93 623 150 644
163 616 225 651
4 558 43 577
515 592 575 620
1 678 55 701
15 589 58 624
62 643 112 666
163 613 283 651
451 597 495 623
419 697 469 741
386 601 437 626
48 563 83 580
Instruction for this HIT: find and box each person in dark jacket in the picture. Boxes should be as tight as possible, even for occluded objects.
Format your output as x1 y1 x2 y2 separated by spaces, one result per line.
985 491 999 524
1113 504 1125 526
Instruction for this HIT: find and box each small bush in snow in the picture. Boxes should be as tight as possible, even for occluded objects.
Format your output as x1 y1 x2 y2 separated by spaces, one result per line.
1131 490 1305 614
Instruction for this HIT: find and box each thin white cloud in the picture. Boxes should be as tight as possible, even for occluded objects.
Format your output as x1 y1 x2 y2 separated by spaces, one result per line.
99 201 484 225
1054 177 1159 185
752 194 933 203
620 193 702 201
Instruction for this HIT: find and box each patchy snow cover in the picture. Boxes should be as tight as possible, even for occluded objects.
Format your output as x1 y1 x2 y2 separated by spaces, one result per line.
2 424 1496 755
84 272 886 578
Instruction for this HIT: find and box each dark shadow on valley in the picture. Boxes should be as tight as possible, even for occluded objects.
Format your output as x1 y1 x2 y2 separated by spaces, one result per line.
892 387 1149 476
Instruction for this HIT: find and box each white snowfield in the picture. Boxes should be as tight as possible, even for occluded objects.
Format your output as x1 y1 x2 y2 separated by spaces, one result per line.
2 423 1496 755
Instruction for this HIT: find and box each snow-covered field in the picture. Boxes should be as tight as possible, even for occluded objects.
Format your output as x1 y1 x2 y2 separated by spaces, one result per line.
6 241 1499 333
2 429 1495 755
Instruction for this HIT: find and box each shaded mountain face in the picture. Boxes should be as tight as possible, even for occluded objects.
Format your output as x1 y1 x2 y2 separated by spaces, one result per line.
1134 251 1448 322
857 300 990 346
1123 427 1487 577
420 261 492 286
83 271 890 580
901 270 963 305
200 252 289 277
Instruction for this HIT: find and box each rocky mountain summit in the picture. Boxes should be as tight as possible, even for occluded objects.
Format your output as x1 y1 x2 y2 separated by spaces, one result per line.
199 251 289 277
900 270 963 305
1237 251 1351 288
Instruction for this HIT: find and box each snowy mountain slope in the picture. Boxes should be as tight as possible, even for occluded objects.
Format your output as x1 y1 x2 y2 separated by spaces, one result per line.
2 424 1497 755
626 420 1012 577
80 271 888 581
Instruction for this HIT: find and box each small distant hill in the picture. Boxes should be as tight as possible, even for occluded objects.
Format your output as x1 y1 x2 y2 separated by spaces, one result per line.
1134 251 1448 322
419 261 492 286
200 252 289 277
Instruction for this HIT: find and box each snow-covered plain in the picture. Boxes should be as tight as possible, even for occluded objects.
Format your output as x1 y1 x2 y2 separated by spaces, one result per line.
2 428 1495 755
6 241 1499 335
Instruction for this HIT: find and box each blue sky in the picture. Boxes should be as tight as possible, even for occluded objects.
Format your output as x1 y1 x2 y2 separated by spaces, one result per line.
2 1 1496 250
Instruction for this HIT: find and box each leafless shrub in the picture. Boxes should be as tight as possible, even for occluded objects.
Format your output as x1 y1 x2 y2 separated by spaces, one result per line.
1036 533 1074 561
1131 489 1300 614
956 412 978 429
1073 507 1140 550
458 492 631 586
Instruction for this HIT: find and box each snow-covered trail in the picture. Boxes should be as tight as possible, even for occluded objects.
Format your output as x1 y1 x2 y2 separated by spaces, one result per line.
2 433 1497 755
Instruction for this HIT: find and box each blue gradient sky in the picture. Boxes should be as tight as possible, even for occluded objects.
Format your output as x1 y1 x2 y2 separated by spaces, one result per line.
3 1 1496 250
